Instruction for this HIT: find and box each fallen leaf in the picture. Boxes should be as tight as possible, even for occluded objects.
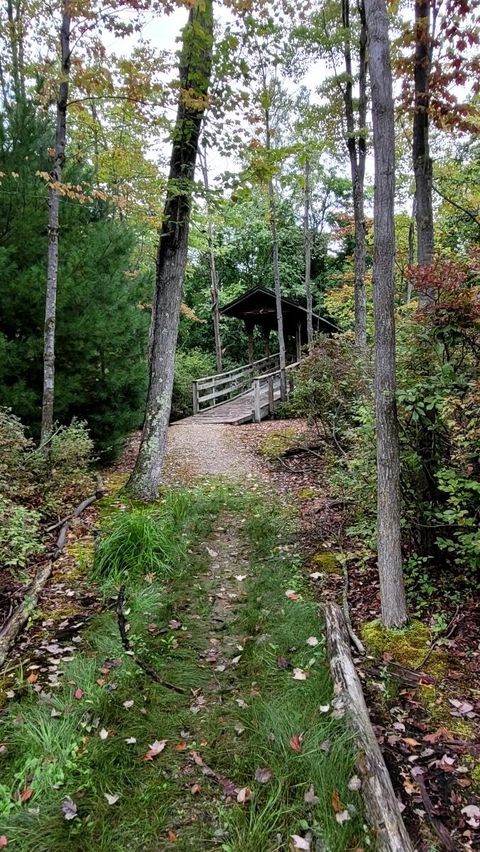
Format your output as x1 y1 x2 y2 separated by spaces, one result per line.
175 741 188 752
190 783 201 795
331 790 344 813
276 656 290 669
348 775 362 791
304 784 319 805
26 673 38 685
144 740 167 761
0 837 7 848
236 787 252 804
123 700 134 709
167 830 177 842
422 727 451 744
125 737 137 745
285 590 299 600
309 571 322 580
320 738 332 752
169 619 181 630
306 636 319 647
402 737 420 748
254 767 272 784
335 810 351 824
99 728 109 740
292 668 308 680
319 704 330 713
235 575 247 581
61 797 78 820
235 698 248 709
19 788 33 802
290 835 310 851
104 793 119 805
289 733 303 753
462 804 480 828
74 688 84 700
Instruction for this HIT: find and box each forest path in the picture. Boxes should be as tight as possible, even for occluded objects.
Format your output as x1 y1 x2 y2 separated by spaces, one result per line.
0 424 364 851
164 421 263 481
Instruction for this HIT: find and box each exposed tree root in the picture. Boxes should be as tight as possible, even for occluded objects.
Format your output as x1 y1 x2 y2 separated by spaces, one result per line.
116 585 186 695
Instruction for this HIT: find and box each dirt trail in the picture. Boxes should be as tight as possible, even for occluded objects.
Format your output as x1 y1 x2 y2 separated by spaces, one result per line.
164 422 263 482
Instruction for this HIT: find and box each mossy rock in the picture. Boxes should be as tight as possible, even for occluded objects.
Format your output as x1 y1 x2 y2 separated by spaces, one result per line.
258 429 299 459
312 551 341 575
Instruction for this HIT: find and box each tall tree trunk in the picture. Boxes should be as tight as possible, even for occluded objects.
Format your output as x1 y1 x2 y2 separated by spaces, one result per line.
127 2 213 502
365 0 408 627
265 104 287 398
40 2 71 446
199 145 223 373
406 196 416 303
304 157 313 348
413 0 434 306
342 0 367 349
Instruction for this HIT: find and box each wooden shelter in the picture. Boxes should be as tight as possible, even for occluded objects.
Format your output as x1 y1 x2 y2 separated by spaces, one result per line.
220 286 338 362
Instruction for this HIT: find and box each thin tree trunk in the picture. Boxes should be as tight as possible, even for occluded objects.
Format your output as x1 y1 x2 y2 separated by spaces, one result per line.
127 2 213 502
40 2 71 447
199 145 223 373
265 104 287 398
342 0 367 348
304 157 313 348
406 196 416 303
365 0 408 627
413 0 434 306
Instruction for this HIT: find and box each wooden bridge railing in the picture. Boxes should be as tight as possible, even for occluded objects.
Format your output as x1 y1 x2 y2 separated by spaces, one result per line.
251 360 302 422
192 353 280 414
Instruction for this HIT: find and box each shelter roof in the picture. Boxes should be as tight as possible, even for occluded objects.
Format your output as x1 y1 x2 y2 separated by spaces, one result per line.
220 286 338 335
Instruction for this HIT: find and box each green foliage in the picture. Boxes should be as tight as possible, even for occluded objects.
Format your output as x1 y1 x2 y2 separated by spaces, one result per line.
0 497 44 571
93 490 194 588
0 101 151 458
171 349 216 420
289 335 371 445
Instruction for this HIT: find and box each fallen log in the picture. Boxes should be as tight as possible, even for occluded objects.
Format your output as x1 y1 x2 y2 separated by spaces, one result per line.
325 602 414 852
0 479 104 669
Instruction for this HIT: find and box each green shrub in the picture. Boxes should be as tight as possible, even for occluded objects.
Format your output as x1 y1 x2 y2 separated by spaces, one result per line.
171 349 216 421
94 495 192 587
289 335 371 446
0 496 44 570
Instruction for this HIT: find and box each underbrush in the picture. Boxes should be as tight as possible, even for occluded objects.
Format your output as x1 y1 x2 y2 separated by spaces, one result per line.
0 410 95 575
0 483 365 851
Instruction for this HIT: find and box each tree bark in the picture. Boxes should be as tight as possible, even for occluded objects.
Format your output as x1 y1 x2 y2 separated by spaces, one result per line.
199 144 223 373
413 0 434 307
264 98 287 398
342 0 367 349
126 2 213 502
40 2 71 447
365 0 408 627
304 158 313 348
325 603 414 851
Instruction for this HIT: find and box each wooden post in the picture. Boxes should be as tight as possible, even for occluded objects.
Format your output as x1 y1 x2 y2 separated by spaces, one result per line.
262 328 271 359
295 320 302 362
253 379 262 422
245 321 255 365
192 381 199 415
268 376 274 415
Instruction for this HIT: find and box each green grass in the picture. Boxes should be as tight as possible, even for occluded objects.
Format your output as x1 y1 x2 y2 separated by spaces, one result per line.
0 482 365 851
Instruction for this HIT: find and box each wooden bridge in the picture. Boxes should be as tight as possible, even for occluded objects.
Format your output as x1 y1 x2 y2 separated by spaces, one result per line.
190 354 301 425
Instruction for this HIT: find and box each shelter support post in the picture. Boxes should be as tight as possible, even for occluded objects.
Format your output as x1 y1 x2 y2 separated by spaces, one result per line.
295 320 302 362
